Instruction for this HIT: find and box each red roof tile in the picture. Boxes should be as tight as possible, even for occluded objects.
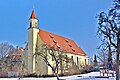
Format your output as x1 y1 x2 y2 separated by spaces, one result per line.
38 29 86 56
30 9 37 19
9 48 24 60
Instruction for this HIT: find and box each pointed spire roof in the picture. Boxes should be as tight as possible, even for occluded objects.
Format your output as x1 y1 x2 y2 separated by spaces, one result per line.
30 9 37 19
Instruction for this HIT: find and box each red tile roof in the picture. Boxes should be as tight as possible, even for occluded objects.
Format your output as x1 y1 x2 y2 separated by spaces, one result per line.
38 29 86 56
30 9 37 19
9 47 24 60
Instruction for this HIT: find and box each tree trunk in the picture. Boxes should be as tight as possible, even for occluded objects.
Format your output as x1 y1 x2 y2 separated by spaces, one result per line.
60 54 63 75
60 60 63 75
55 73 59 80
53 70 59 80
116 52 119 80
53 72 59 80
116 35 120 80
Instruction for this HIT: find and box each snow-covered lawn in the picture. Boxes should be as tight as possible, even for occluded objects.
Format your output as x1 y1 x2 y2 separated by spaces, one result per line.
0 72 116 80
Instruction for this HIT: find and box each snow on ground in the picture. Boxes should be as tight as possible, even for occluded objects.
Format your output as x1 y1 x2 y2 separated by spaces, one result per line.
61 72 115 80
0 72 116 80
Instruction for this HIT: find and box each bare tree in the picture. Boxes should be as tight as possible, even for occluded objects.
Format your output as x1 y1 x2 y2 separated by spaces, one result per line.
97 50 107 66
0 42 15 58
0 42 15 74
97 0 120 79
35 43 71 80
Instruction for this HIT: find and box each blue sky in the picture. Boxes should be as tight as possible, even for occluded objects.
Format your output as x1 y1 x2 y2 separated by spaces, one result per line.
0 0 113 58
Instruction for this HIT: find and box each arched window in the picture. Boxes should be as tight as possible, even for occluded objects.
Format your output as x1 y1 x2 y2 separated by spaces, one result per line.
71 56 74 64
85 59 86 65
77 57 79 65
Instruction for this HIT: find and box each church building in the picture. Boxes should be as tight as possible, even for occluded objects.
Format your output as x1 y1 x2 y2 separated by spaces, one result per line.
23 9 89 75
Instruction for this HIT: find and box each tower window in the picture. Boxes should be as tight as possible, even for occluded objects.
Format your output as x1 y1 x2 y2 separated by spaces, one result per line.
49 35 53 38
35 22 37 27
30 22 32 27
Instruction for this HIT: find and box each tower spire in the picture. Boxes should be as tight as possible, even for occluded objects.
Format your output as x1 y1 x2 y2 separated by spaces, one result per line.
30 9 37 19
29 9 38 28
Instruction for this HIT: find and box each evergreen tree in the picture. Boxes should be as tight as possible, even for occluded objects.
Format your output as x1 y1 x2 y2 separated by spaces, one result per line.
94 54 97 66
94 54 97 63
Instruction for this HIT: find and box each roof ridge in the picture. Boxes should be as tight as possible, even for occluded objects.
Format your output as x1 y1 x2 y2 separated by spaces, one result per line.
39 29 73 41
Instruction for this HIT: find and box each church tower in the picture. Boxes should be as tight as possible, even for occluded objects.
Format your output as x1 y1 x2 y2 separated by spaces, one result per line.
28 9 39 73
